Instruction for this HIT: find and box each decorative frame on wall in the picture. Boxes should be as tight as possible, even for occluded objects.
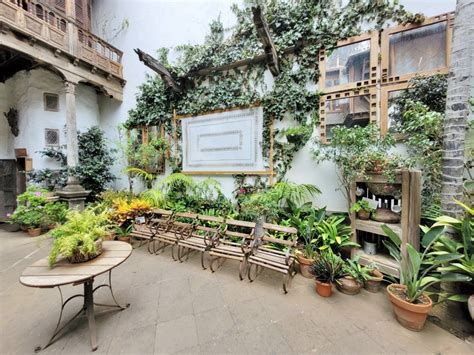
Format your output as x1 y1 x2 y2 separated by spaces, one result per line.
319 32 378 94
175 105 274 178
380 12 454 84
319 87 377 144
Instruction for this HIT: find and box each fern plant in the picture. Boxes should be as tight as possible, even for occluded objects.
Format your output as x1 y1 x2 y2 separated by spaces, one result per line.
48 208 112 267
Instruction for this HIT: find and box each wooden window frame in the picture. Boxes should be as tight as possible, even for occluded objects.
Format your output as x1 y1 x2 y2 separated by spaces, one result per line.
380 82 410 136
44 128 60 147
43 93 59 112
319 87 377 144
380 12 454 84
319 32 378 94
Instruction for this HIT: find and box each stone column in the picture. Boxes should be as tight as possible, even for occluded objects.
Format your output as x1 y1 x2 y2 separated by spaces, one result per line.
56 81 89 210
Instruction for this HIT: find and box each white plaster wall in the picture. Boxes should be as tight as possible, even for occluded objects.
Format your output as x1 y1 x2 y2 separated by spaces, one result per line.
92 0 456 211
0 68 100 171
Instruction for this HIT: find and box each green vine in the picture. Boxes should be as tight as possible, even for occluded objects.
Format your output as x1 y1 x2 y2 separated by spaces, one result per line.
125 0 421 181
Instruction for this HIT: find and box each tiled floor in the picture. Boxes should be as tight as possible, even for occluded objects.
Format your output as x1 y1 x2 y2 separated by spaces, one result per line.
0 228 472 354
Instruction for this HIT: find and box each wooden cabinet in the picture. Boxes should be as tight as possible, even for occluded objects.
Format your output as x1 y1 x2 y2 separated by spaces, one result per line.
350 170 421 277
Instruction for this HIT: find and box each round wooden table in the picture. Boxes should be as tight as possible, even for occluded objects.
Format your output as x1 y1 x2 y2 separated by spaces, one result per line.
20 241 132 352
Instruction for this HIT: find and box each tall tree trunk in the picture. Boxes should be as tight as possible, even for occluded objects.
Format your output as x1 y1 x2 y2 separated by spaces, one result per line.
441 0 474 218
436 0 474 336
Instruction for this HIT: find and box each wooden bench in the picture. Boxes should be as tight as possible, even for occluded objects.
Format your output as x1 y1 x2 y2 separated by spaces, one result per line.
247 223 298 293
177 215 224 269
146 208 174 254
155 211 197 261
129 210 164 252
209 219 256 280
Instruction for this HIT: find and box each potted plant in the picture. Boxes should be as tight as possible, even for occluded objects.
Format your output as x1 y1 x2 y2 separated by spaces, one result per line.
365 267 384 293
115 224 133 243
43 202 68 230
336 257 371 295
22 208 44 237
310 251 345 297
350 200 375 220
281 125 312 145
291 207 326 278
48 208 112 266
382 224 471 331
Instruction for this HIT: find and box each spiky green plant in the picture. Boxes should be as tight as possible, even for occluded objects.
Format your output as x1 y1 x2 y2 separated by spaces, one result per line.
140 189 165 207
310 250 345 283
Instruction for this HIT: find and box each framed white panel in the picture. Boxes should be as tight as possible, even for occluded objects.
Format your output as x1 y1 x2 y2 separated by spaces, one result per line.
181 106 265 173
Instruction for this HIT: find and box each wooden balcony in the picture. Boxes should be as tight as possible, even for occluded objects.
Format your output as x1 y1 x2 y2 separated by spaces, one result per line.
0 0 123 79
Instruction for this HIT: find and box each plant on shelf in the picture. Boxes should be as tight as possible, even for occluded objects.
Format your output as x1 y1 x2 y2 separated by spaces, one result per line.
382 224 472 331
281 125 312 145
311 250 345 298
48 208 112 267
312 124 410 210
350 200 376 220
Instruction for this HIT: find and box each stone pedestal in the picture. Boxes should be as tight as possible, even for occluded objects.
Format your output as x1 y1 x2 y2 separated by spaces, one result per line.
56 181 90 211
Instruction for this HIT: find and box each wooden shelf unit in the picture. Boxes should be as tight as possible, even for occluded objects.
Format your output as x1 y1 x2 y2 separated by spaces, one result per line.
350 170 421 278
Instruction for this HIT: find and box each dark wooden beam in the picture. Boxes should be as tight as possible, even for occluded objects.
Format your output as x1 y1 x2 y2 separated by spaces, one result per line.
251 5 280 77
134 48 182 92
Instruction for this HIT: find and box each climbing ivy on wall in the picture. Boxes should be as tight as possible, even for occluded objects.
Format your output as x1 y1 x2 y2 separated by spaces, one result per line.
125 0 422 181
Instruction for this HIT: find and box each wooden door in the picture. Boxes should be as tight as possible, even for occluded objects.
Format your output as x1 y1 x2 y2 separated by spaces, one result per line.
0 160 17 220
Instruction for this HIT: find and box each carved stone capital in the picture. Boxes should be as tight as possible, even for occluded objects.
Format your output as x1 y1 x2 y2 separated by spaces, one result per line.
64 81 77 94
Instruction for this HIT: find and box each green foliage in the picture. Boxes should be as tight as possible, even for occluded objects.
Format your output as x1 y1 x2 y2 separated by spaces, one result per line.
343 257 375 283
48 207 112 267
382 224 471 304
125 0 420 179
43 202 68 225
310 250 345 283
350 200 375 213
29 127 116 199
8 186 49 228
312 124 409 207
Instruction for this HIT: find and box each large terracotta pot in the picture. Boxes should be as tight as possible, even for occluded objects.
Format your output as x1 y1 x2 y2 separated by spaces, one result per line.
387 284 432 331
365 269 383 293
315 280 332 297
27 227 42 237
296 254 314 278
336 276 362 295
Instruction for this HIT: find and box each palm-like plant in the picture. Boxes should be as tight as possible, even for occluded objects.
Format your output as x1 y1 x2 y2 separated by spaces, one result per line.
382 224 472 303
315 215 359 252
310 251 345 283
140 188 165 207
157 173 195 197
271 181 321 207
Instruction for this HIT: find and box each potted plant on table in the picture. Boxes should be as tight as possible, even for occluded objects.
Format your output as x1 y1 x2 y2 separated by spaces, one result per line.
350 200 375 220
48 208 112 267
382 224 472 331
310 251 345 297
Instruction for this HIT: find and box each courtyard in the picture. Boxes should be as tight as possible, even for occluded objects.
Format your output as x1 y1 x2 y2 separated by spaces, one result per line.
0 228 471 354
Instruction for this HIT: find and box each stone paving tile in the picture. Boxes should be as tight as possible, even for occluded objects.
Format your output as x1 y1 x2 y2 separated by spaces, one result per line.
154 315 198 354
194 306 236 344
1 230 473 355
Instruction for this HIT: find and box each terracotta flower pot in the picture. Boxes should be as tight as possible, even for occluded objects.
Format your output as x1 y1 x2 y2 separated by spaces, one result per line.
336 276 362 295
118 236 130 243
20 225 29 232
357 209 371 220
387 284 432 331
27 227 42 237
365 269 383 293
296 254 314 279
315 280 332 297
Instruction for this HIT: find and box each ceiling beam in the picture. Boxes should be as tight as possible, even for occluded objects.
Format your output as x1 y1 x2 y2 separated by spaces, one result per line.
134 48 182 92
251 5 280 77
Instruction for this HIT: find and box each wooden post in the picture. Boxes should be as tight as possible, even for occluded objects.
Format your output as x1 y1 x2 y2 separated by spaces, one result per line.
173 109 178 161
251 6 280 77
269 115 275 185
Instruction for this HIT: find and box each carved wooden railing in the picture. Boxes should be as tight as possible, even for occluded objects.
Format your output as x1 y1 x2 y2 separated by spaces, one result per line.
0 0 123 78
